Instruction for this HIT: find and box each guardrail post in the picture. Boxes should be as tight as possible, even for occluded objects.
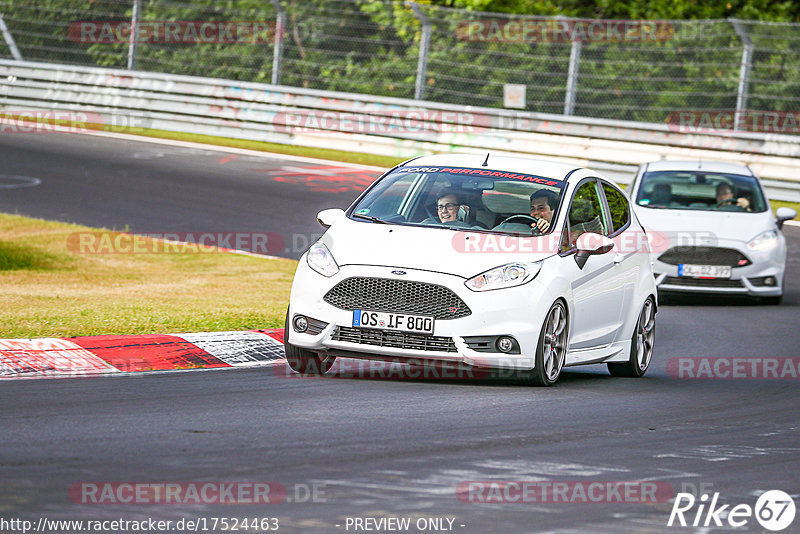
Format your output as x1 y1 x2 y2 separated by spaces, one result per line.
564 35 582 116
270 0 286 86
0 11 23 60
127 0 142 70
407 2 431 101
730 18 753 131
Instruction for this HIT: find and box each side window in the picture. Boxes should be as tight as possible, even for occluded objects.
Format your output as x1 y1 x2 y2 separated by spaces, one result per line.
561 181 609 250
601 182 630 234
366 173 419 218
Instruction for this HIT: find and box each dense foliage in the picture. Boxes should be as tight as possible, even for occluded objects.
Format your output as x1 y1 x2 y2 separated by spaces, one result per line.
0 0 797 122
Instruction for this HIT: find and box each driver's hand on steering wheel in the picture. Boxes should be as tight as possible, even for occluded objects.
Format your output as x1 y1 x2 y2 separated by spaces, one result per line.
736 197 750 210
531 217 550 233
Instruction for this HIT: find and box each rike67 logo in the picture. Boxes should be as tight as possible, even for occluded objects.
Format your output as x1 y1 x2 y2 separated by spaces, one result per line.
668 489 795 531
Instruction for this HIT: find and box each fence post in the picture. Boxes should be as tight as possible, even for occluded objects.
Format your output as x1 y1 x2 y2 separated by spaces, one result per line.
730 18 753 131
564 37 582 116
127 0 142 70
0 11 23 60
270 0 286 86
408 2 431 101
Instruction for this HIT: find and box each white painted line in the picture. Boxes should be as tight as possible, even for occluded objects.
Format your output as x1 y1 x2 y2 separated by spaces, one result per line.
74 129 390 172
783 220 800 227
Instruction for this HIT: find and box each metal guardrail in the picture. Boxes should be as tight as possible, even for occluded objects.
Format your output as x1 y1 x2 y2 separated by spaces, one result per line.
1 59 799 202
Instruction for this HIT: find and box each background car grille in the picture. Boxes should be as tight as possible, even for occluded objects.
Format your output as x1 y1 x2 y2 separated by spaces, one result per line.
657 246 751 267
332 326 457 352
324 277 471 320
663 276 744 288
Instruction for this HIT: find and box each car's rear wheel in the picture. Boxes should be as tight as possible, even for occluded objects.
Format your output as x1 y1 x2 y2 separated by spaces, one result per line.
519 301 568 387
284 309 335 375
608 297 655 377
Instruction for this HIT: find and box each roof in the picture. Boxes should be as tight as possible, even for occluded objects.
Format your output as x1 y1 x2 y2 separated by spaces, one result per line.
400 153 582 181
644 159 754 176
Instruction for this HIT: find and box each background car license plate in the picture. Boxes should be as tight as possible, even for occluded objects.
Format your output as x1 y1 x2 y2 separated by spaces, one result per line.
678 264 732 278
353 310 434 334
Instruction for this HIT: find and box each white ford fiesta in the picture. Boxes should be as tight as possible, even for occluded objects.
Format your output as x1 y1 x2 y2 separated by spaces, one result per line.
629 160 797 304
285 154 658 386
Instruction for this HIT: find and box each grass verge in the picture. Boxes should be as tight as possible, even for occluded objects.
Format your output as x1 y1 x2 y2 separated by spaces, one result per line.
0 213 296 338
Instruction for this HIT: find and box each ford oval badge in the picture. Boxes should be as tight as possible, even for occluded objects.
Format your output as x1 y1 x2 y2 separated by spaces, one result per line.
391 270 407 275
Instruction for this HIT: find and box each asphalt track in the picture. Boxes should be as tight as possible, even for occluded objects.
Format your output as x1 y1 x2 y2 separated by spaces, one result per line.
2 132 800 533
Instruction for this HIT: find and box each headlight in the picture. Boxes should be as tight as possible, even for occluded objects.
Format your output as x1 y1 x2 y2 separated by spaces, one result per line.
465 262 541 292
747 230 779 251
306 242 339 277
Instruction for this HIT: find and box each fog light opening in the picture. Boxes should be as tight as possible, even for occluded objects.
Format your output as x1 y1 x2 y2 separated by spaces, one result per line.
293 315 308 333
497 336 515 353
765 276 776 286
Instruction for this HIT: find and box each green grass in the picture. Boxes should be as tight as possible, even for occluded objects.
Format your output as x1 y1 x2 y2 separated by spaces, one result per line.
0 213 296 338
129 128 402 169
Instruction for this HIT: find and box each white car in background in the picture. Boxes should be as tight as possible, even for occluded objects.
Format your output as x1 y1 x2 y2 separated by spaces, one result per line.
629 160 796 304
285 154 657 386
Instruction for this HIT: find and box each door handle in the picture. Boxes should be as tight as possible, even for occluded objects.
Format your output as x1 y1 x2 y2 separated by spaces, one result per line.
613 253 624 264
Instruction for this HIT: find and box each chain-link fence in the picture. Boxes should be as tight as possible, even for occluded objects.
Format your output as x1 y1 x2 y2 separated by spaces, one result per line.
0 0 798 125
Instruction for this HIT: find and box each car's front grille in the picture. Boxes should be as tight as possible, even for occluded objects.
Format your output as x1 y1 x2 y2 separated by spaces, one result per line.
658 246 750 267
324 277 471 320
331 326 457 353
663 276 744 288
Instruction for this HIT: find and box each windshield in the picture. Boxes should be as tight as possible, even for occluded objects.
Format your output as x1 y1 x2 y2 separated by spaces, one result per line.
635 170 767 213
350 165 567 236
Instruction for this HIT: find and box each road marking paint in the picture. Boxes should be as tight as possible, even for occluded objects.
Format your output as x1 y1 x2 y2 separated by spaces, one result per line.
0 338 118 378
175 331 284 366
68 333 230 372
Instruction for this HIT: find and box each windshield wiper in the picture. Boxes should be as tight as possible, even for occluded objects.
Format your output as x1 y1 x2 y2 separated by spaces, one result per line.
351 213 388 224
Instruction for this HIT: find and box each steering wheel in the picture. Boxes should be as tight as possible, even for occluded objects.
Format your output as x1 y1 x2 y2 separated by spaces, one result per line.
497 214 542 234
714 198 738 208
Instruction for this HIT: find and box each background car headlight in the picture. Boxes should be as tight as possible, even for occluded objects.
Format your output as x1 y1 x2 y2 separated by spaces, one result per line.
747 230 779 251
307 242 339 277
465 262 541 291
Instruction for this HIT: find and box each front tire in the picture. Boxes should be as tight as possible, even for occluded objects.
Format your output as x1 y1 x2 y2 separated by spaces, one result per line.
519 301 569 387
608 297 655 378
284 309 335 375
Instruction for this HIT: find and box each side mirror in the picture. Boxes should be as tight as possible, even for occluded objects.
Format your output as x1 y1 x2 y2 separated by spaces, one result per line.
574 233 614 269
775 207 797 230
317 208 345 229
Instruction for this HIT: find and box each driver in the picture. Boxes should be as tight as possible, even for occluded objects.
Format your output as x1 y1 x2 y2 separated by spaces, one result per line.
529 189 558 233
716 183 750 210
436 190 469 223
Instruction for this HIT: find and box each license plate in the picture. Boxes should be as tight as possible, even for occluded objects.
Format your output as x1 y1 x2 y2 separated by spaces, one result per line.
678 264 732 278
353 310 434 334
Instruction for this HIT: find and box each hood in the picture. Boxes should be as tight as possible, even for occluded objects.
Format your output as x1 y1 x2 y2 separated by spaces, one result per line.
319 218 558 279
633 207 776 248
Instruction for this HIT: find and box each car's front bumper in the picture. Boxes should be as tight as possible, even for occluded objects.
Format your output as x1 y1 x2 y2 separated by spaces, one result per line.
287 260 558 371
652 243 785 296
